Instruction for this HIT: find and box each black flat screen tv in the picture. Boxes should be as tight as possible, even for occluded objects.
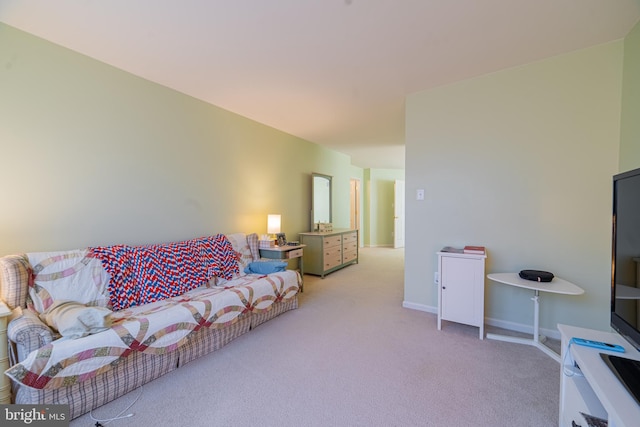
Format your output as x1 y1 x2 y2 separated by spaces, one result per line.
611 166 640 351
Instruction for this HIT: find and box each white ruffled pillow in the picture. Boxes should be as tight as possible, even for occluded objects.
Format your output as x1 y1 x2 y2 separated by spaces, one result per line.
40 300 112 339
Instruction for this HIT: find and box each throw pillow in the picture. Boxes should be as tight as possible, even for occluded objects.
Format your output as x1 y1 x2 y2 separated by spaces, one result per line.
244 261 288 275
40 300 112 339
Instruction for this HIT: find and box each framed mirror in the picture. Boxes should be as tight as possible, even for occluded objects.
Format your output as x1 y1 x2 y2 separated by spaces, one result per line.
311 173 332 230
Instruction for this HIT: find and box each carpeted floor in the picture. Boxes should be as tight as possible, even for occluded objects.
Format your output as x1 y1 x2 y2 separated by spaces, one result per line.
71 247 560 427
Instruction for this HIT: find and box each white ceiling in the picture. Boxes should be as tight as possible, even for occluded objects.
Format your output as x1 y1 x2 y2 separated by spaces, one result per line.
1 1 639 169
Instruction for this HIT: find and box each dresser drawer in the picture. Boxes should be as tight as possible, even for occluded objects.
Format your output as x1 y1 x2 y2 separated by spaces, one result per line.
343 249 358 264
286 248 303 259
342 240 358 253
324 253 342 270
324 245 342 258
342 232 358 244
323 235 342 248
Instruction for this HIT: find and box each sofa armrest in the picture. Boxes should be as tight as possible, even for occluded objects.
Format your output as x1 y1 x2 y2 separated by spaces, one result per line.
7 308 57 363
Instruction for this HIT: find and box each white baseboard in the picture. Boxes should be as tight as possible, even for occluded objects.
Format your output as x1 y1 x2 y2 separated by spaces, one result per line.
402 301 437 313
484 316 561 341
402 302 561 340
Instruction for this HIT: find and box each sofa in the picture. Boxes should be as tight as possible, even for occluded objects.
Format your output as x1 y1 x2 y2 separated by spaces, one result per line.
0 232 300 419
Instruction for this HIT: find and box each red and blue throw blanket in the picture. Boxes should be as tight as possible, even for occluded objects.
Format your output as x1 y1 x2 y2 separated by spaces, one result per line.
90 234 239 311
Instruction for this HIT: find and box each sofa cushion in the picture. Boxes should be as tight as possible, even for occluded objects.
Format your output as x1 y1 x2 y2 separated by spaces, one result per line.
26 249 111 314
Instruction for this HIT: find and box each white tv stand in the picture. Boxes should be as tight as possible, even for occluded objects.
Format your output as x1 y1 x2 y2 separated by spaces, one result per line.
558 324 640 427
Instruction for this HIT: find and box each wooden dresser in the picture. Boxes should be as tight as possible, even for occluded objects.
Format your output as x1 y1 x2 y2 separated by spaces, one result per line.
299 229 358 278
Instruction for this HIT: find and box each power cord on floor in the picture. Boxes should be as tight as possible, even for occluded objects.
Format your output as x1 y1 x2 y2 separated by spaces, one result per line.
562 339 584 377
89 390 142 426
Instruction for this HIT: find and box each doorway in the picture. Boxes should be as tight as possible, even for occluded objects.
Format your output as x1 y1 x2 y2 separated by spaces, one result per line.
350 178 360 239
393 179 405 248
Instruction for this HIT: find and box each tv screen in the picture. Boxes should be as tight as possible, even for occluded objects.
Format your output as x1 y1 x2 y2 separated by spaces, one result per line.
611 167 640 351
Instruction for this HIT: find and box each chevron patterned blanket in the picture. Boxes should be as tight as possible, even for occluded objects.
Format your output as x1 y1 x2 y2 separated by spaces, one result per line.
89 234 239 311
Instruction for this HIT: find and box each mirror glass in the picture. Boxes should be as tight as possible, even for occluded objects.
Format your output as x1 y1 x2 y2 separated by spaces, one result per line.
312 173 332 228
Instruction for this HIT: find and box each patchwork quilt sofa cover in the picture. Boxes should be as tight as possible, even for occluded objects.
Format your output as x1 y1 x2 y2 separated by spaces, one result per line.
0 232 300 418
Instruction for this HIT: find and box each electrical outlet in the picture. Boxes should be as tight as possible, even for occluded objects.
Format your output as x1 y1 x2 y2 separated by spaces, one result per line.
434 271 439 285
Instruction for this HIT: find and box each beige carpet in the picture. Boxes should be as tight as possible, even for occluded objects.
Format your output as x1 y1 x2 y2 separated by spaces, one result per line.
71 247 559 426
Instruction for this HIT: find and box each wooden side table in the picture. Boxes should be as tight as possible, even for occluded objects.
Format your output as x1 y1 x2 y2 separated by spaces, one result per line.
0 302 11 403
259 245 306 292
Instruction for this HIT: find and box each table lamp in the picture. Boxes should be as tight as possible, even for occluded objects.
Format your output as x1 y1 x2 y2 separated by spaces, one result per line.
267 214 281 238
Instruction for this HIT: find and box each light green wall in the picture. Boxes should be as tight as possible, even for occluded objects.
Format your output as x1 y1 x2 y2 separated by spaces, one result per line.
404 41 623 332
363 168 404 247
0 23 362 255
620 21 640 172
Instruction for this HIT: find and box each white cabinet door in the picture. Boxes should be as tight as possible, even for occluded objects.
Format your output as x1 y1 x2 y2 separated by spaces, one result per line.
437 252 485 339
441 256 482 324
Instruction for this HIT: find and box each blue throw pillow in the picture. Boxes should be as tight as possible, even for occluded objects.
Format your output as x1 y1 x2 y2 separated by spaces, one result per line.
244 261 288 275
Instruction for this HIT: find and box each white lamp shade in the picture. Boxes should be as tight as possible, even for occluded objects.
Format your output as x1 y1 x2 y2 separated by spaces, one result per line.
267 214 281 234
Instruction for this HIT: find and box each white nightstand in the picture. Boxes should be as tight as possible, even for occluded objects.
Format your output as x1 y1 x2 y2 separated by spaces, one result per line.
437 251 486 339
